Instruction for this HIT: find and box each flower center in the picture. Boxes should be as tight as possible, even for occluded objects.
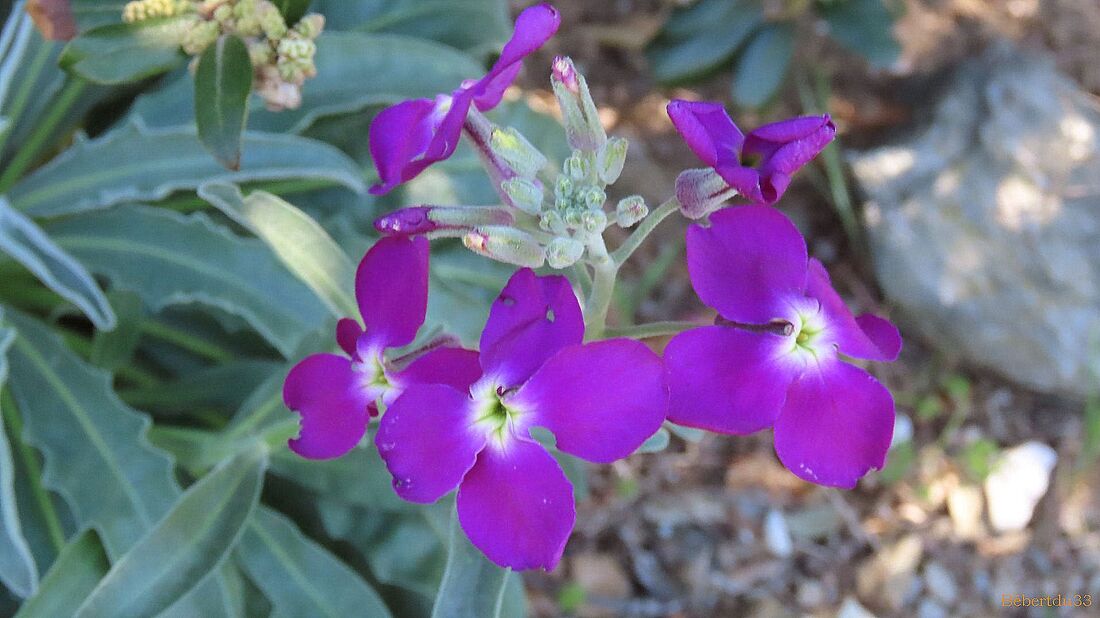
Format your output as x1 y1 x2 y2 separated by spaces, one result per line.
470 378 524 446
352 351 394 404
787 302 831 362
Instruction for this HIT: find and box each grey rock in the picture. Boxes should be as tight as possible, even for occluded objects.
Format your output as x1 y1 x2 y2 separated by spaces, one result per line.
851 44 1100 399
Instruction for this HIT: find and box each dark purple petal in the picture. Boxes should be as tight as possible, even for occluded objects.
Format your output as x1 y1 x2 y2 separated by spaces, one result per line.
773 361 894 488
283 354 371 460
355 236 429 350
510 339 667 463
686 205 808 324
373 206 434 236
666 100 744 169
457 437 575 570
367 98 437 195
665 326 799 434
391 346 483 392
335 318 362 358
713 163 767 204
375 384 486 503
479 269 584 388
470 3 561 111
805 259 900 362
742 114 835 176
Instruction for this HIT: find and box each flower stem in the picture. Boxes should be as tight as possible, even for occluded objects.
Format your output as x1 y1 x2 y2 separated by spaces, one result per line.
604 320 698 340
583 234 617 339
610 197 679 266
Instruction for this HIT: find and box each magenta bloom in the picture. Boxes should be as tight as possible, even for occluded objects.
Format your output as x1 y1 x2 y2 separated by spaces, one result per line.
667 100 835 205
367 3 561 195
283 237 480 459
665 206 901 488
376 269 667 570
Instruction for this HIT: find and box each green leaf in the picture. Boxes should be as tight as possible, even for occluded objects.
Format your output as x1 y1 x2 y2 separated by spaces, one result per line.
0 197 116 330
237 507 393 618
59 18 186 84
0 316 37 599
268 445 413 514
13 531 108 618
195 35 253 170
70 0 127 30
46 204 327 357
199 182 357 318
634 427 670 454
731 23 795 108
272 0 312 26
75 446 267 618
821 0 900 69
89 292 143 371
7 121 366 218
315 0 510 56
122 359 283 415
646 0 764 84
431 507 525 618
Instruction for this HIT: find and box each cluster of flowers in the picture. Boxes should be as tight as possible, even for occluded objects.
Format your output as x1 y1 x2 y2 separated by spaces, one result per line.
284 3 901 571
122 0 324 110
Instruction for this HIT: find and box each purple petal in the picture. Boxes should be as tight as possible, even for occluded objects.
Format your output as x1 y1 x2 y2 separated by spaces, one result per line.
805 259 900 362
510 339 667 463
742 114 835 176
479 269 584 388
355 236 429 350
686 205 808 324
471 3 561 111
773 361 894 488
667 100 745 169
367 98 437 195
391 346 483 392
713 163 767 204
283 354 371 460
375 384 486 503
335 318 362 358
457 437 575 570
665 326 799 434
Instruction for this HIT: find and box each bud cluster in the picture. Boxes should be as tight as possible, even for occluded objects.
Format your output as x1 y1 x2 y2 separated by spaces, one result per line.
122 0 325 111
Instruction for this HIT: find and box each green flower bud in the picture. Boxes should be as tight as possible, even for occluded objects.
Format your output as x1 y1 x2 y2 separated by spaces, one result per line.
615 195 648 228
546 237 585 269
489 127 548 178
463 227 546 268
539 211 567 234
257 2 287 39
596 136 628 185
293 13 325 39
563 207 584 229
554 175 574 200
501 178 545 215
550 56 606 152
582 186 606 210
277 36 314 61
213 4 232 23
581 210 607 234
248 40 274 66
563 153 590 182
182 19 220 55
554 195 571 211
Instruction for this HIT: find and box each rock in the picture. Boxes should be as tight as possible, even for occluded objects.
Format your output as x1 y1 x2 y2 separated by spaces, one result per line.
984 441 1058 532
837 597 878 618
856 534 924 611
572 553 632 599
923 561 959 605
850 44 1100 399
891 412 914 448
762 509 793 558
946 484 984 540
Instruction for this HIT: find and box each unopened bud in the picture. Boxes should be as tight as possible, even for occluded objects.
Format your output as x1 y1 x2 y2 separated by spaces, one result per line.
546 237 585 269
563 154 590 182
554 176 574 199
596 137 628 185
248 40 274 66
675 168 738 219
501 178 544 215
182 19 220 55
293 14 325 39
374 206 513 237
464 227 546 268
582 210 607 234
551 56 606 151
539 211 566 234
615 195 648 227
563 208 584 229
582 186 606 210
213 4 232 23
257 2 287 39
490 127 548 178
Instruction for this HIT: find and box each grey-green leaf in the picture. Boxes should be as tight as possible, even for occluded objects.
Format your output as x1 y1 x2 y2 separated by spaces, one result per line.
46 204 327 357
237 507 393 618
13 531 108 618
431 509 525 618
59 18 186 84
7 121 365 218
0 316 37 599
646 0 763 84
0 197 115 330
731 24 795 108
821 0 900 69
200 181 357 318
195 35 253 170
75 446 267 618
89 292 143 371
268 445 413 514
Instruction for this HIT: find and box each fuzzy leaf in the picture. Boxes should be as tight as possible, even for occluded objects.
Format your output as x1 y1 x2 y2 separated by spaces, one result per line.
731 23 795 108
194 35 252 170
315 0 510 56
59 18 185 84
0 316 37 599
46 204 327 357
7 121 365 218
646 0 763 84
821 0 900 69
89 292 143 371
75 446 266 618
12 531 107 618
431 508 526 618
0 197 115 329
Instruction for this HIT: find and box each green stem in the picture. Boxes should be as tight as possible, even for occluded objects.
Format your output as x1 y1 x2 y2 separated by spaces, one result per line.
140 320 235 364
604 320 698 340
610 197 679 266
583 234 617 339
0 78 87 194
1 390 66 553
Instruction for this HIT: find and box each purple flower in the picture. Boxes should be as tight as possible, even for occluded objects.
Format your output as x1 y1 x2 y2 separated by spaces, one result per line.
283 236 481 459
664 206 902 488
376 269 667 570
367 4 561 195
667 100 835 205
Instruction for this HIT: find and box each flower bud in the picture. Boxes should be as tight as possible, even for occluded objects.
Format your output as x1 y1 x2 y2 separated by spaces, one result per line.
501 178 544 215
464 227 546 268
596 136 628 185
248 40 274 66
374 206 514 237
563 153 590 182
563 207 584 229
675 168 738 219
490 127 548 178
293 14 325 39
551 56 606 151
257 2 287 39
615 195 648 228
182 19 220 55
582 186 606 210
545 237 585 269
539 211 566 234
554 175 574 200
581 209 607 234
